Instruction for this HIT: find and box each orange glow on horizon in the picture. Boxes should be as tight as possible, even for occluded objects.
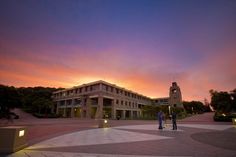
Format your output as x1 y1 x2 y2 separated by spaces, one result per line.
1 45 236 102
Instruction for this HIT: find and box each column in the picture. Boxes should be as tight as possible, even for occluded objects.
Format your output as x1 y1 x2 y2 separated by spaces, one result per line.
138 111 142 118
111 100 116 119
122 110 126 119
81 96 86 118
86 98 91 118
71 99 75 117
95 95 103 119
99 83 102 91
130 110 133 119
63 108 66 117
56 101 59 114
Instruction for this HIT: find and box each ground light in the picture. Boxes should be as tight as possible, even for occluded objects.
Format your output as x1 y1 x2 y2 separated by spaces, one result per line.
233 118 236 125
19 130 25 137
0 126 27 153
98 119 109 128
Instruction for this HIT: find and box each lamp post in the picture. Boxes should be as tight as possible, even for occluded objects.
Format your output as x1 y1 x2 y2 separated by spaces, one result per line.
168 106 171 115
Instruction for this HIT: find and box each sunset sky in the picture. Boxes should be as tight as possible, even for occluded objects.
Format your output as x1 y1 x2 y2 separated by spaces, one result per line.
0 0 236 101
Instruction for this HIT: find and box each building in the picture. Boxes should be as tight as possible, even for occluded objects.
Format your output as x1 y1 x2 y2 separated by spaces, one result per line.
52 80 183 119
153 97 169 106
169 82 183 108
53 80 152 119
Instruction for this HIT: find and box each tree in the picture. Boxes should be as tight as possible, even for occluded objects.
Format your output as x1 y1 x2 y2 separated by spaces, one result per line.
141 105 178 119
183 101 205 114
18 86 58 115
0 85 21 118
210 89 235 113
32 98 53 114
141 105 158 119
230 89 236 111
0 84 63 118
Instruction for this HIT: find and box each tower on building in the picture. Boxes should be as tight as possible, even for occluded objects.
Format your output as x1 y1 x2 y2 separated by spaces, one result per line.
169 82 183 108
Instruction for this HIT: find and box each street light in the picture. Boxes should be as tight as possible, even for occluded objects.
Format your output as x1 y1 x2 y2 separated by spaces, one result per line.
231 96 234 100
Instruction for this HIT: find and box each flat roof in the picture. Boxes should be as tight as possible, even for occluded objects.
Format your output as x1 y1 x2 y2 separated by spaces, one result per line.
53 80 152 99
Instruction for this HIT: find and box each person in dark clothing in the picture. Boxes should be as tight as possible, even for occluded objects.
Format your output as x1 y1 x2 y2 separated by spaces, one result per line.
171 111 177 130
157 110 164 129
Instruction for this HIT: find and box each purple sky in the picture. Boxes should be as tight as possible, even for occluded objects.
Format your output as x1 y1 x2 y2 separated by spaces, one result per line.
0 0 236 101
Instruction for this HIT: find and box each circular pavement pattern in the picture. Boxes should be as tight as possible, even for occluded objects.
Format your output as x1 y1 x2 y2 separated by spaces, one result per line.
191 130 236 151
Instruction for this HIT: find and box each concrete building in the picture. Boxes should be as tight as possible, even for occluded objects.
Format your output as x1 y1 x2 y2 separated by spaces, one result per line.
169 82 183 108
52 80 152 119
153 82 183 108
153 97 169 106
53 80 183 119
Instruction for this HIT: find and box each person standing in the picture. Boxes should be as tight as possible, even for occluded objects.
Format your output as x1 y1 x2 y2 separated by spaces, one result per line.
171 111 177 130
157 110 163 129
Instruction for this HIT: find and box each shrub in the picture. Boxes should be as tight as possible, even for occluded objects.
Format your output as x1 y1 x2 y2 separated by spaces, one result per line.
33 113 60 118
213 112 236 122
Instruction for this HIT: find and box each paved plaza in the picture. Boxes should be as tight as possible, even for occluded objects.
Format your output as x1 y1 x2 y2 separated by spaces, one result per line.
1 112 236 157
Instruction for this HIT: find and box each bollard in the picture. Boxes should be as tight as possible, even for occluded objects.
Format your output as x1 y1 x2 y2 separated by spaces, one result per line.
0 126 27 154
98 119 109 128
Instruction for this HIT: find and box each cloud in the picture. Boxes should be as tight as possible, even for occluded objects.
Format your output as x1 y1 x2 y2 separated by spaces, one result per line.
1 36 235 102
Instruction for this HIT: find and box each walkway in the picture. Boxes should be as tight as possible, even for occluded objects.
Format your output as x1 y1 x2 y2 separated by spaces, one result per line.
3 112 236 157
180 112 216 123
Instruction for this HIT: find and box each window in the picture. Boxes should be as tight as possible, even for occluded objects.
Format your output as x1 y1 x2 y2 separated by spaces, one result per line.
102 84 106 90
91 85 94 90
106 85 108 91
60 101 65 106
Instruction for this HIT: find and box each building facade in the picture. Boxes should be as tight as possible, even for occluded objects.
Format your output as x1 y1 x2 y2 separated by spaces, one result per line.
53 80 152 119
53 80 183 119
153 97 169 106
